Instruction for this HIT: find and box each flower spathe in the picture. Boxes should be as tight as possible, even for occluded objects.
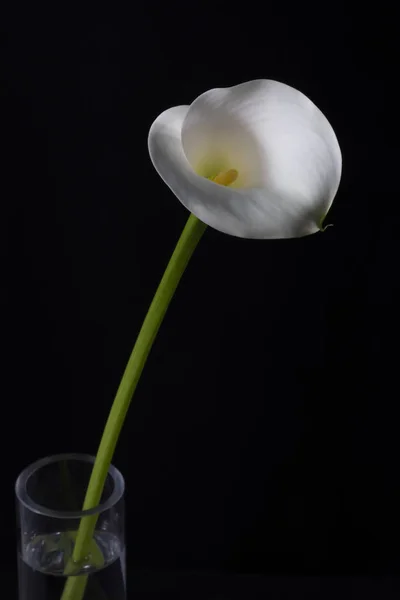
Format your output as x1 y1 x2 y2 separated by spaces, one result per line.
148 79 342 239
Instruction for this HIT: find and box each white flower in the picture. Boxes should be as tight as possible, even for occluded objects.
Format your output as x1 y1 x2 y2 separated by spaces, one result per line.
148 80 342 239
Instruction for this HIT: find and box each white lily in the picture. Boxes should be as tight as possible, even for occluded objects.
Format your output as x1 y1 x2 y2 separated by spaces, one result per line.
148 79 342 239
61 80 342 600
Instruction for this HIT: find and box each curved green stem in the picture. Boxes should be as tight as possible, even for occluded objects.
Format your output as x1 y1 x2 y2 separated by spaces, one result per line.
60 213 207 600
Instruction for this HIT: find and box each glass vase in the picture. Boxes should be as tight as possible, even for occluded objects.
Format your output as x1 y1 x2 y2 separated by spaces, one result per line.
15 453 126 600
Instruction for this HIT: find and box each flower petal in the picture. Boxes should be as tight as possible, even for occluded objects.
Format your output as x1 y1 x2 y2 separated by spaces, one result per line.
148 80 342 239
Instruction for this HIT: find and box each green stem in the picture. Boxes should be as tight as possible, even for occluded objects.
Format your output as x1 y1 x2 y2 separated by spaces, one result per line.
60 213 207 600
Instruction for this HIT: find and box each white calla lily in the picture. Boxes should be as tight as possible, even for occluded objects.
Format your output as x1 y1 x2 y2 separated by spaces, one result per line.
148 79 342 239
61 81 342 600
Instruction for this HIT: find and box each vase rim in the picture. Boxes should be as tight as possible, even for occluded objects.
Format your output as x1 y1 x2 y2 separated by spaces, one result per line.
15 452 125 519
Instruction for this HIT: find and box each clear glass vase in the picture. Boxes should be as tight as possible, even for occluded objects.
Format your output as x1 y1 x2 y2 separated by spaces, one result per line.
15 453 126 600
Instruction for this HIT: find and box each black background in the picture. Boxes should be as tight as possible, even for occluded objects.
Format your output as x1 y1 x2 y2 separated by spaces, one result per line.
2 0 398 586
